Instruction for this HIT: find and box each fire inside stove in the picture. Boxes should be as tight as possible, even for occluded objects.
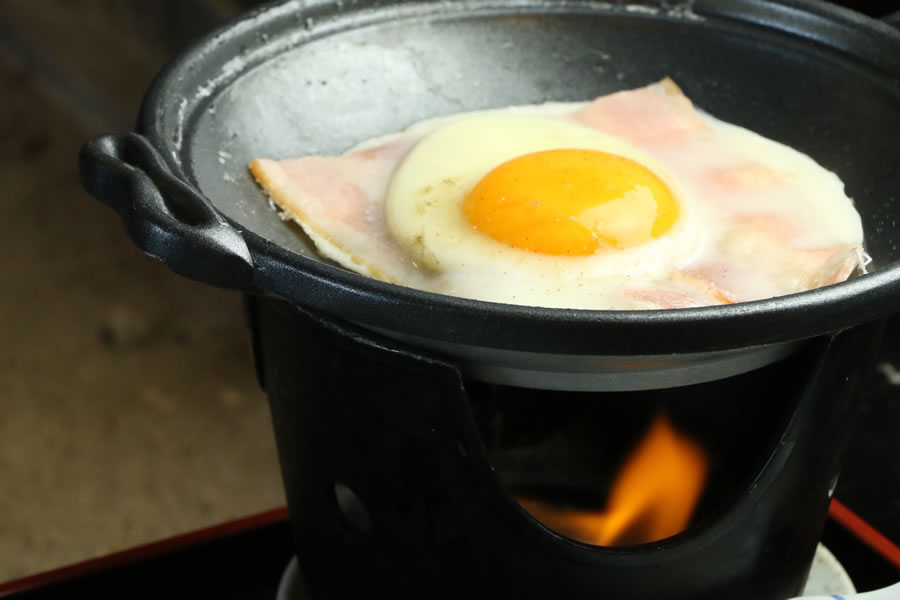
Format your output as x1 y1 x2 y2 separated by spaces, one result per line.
466 356 803 548
518 413 708 546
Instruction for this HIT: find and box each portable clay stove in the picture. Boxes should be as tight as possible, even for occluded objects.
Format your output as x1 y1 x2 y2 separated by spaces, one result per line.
77 0 900 599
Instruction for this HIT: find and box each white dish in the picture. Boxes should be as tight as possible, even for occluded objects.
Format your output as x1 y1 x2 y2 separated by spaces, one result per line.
276 543 855 599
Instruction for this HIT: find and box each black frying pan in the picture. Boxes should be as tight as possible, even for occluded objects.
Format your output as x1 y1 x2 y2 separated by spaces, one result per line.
80 0 900 390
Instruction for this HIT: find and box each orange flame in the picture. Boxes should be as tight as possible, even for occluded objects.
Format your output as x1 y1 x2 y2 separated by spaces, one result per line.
519 413 709 546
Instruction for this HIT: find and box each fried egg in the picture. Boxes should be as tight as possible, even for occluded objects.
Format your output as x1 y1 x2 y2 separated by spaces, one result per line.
249 79 866 309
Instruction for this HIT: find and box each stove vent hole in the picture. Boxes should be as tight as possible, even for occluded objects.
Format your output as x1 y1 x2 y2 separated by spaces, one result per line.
334 481 372 536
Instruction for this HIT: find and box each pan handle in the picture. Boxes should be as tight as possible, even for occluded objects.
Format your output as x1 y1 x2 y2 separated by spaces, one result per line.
79 132 255 291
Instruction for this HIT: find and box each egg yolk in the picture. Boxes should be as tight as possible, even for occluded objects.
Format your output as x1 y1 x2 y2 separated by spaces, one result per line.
463 149 679 256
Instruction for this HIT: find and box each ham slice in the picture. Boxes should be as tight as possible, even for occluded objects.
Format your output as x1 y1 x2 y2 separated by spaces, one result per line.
249 79 865 310
250 135 427 285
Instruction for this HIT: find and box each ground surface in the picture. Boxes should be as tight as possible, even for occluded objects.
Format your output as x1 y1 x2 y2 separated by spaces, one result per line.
0 0 284 582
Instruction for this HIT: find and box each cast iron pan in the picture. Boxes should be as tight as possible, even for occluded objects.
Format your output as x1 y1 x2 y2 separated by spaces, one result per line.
80 0 900 389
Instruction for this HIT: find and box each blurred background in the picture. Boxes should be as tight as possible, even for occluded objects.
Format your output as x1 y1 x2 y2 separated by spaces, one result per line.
0 0 282 582
0 0 897 585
